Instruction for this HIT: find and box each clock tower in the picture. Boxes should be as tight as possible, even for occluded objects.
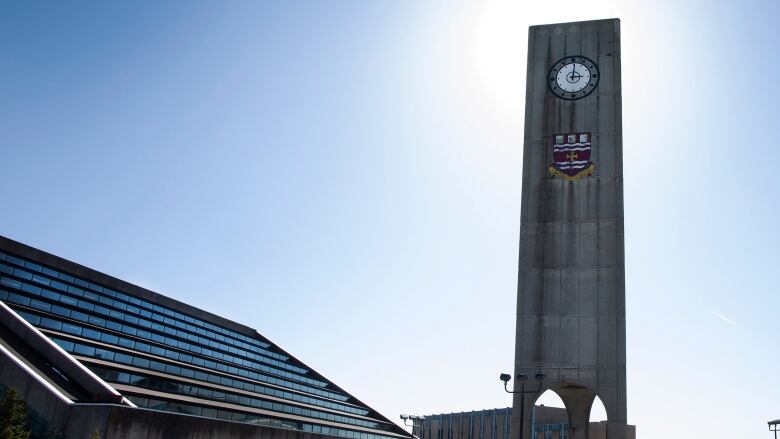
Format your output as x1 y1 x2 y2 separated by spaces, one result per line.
510 19 627 439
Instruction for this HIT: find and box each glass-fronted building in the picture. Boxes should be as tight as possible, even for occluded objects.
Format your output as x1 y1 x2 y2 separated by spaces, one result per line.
413 407 569 439
0 235 409 439
413 407 635 439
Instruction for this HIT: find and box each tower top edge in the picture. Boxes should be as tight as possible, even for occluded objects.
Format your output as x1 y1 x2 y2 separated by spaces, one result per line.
529 17 619 30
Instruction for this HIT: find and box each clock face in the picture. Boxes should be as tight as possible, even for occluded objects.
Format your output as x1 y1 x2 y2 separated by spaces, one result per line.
547 55 599 100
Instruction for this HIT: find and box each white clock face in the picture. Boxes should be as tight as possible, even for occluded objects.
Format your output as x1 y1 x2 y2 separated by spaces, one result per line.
548 55 599 100
556 63 591 93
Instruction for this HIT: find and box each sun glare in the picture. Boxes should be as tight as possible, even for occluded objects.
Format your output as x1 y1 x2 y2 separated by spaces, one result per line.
470 1 529 114
470 0 622 114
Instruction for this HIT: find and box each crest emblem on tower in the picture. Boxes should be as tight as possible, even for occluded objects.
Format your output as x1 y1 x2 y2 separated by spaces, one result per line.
548 132 595 180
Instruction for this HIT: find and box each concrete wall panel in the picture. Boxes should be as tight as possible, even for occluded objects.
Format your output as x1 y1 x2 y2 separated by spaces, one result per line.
579 268 599 315
519 224 543 269
519 269 543 315
594 134 618 177
542 270 561 315
597 316 617 367
577 223 599 266
559 316 579 367
561 224 579 267
597 221 618 266
597 268 618 315
544 223 563 266
541 316 560 365
577 317 598 367
560 269 580 315
531 60 550 99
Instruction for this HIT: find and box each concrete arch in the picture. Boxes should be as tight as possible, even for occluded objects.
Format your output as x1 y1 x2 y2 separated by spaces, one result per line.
551 384 595 439
588 395 608 423
516 384 589 439
513 380 627 439
531 388 570 439
548 385 626 439
530 387 568 408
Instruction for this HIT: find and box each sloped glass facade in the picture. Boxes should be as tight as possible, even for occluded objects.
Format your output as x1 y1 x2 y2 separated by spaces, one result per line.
0 243 407 439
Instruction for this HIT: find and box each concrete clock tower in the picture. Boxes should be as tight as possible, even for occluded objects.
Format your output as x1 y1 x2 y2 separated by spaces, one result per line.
510 19 627 439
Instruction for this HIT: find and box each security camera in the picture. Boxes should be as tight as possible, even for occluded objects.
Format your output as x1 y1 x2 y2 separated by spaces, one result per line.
499 373 511 383
400 414 408 420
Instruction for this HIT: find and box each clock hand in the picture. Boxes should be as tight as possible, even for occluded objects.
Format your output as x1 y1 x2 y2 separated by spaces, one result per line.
568 64 581 83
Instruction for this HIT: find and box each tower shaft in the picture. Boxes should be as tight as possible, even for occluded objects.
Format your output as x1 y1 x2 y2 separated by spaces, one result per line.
511 19 626 439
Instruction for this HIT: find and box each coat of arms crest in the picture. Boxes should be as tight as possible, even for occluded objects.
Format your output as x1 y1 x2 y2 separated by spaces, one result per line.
548 132 595 180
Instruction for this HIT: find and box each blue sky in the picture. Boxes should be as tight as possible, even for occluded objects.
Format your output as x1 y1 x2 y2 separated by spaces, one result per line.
1 1 779 437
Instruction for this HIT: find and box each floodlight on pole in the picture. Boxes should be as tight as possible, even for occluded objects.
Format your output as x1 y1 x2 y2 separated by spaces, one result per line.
769 419 780 439
400 413 425 439
499 372 545 439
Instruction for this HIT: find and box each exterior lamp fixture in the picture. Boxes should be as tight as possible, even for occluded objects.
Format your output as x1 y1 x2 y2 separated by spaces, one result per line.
769 419 780 439
499 372 545 439
400 414 425 438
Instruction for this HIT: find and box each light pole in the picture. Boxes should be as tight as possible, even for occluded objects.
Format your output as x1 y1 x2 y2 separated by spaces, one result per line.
500 372 544 439
769 419 779 439
400 414 425 438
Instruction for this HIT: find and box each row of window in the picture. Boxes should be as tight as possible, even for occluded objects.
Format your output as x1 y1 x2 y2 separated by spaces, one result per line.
84 355 365 415
0 273 324 388
125 395 400 439
87 365 385 430
0 251 274 356
534 424 568 439
420 411 511 439
38 330 362 416
0 258 301 375
7 303 348 403
420 416 567 439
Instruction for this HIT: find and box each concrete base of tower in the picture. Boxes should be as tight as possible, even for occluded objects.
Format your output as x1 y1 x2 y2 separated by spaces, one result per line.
582 421 635 439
